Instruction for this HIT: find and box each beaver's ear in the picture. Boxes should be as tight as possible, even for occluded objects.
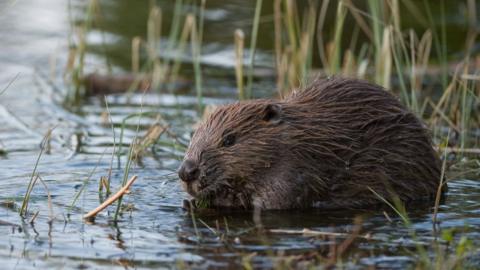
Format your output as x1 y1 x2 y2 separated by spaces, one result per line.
262 104 282 124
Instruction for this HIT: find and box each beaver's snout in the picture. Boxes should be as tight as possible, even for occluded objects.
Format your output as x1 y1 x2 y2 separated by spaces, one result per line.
178 159 199 183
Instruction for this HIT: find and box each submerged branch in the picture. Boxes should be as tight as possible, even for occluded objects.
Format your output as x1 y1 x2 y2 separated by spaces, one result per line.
83 175 138 220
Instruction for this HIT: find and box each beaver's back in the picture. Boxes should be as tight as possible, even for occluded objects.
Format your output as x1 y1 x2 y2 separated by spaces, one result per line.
280 77 442 208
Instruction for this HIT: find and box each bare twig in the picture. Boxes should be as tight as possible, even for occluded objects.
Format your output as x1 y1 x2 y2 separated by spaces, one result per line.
83 175 138 219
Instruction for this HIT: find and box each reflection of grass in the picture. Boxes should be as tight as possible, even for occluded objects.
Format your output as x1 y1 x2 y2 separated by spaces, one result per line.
0 73 20 96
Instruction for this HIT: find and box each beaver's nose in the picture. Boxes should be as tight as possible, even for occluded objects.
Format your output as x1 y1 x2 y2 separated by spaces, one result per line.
178 159 199 182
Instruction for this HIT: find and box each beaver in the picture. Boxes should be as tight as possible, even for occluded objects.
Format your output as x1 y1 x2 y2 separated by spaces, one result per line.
178 77 443 210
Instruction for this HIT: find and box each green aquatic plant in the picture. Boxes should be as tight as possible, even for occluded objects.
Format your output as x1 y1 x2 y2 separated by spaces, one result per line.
113 99 143 221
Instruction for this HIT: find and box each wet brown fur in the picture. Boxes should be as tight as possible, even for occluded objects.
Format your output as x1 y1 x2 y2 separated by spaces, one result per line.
181 77 443 210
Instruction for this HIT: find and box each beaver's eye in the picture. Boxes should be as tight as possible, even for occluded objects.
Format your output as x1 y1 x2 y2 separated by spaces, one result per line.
222 134 236 147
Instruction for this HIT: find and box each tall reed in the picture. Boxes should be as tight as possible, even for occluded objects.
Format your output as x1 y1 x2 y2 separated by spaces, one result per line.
245 0 263 99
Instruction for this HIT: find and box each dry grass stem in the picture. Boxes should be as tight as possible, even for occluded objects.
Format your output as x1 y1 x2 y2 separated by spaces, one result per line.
234 29 245 100
131 36 141 74
427 99 461 133
29 210 40 224
344 0 373 41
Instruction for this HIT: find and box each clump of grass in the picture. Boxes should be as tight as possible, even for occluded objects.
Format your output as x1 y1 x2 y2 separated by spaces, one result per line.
274 0 317 96
64 0 208 109
21 175 54 224
65 0 99 106
113 1 204 105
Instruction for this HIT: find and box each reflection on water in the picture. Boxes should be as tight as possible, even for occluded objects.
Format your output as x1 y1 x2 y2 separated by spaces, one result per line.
0 0 479 269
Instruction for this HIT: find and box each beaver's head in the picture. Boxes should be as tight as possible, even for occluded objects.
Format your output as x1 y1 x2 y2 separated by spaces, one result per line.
178 100 289 209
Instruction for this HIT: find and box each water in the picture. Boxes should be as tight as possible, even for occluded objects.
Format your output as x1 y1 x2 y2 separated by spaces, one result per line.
0 0 479 269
